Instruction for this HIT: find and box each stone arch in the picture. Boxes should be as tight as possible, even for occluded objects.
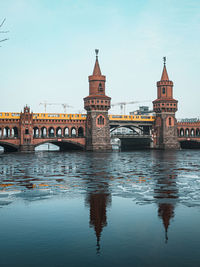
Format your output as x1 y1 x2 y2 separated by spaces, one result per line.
0 141 18 152
0 128 2 138
3 127 10 138
41 127 47 138
34 139 84 151
196 128 200 136
56 127 62 137
180 128 184 137
110 125 144 136
64 127 69 137
190 128 195 137
78 127 84 137
48 127 55 138
185 128 189 137
33 127 39 138
13 127 18 138
71 127 77 137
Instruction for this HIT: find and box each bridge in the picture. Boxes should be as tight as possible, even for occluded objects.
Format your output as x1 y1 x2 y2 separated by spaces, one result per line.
0 51 199 152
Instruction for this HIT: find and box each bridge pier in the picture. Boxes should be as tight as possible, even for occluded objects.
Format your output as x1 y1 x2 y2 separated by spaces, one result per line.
19 145 35 152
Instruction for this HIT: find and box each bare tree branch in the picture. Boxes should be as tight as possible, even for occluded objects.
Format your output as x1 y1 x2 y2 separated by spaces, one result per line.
0 18 6 28
0 18 8 45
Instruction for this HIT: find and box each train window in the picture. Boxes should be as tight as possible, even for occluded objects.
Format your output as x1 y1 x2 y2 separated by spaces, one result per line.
112 115 122 118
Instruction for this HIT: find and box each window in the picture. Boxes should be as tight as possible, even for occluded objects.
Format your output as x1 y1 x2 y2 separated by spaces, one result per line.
98 83 103 92
97 115 104 125
169 117 171 126
25 129 29 135
162 87 165 94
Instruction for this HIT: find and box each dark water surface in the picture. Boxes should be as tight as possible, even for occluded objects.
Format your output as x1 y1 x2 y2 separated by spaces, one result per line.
0 150 200 267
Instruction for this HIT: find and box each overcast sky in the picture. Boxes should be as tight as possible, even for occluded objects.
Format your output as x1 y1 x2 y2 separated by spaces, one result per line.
0 0 200 118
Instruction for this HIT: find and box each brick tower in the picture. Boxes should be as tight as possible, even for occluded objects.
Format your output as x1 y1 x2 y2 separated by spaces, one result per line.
84 50 112 151
19 105 34 152
153 58 180 149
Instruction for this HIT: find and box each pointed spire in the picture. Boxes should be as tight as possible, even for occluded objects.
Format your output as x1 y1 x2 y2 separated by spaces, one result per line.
161 56 169 81
92 49 102 76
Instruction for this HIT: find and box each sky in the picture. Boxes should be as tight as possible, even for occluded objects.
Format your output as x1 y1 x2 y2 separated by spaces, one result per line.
0 0 200 118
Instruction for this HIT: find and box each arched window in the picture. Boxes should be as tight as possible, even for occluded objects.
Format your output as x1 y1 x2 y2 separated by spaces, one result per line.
41 127 47 138
33 127 39 138
13 127 18 138
97 115 104 125
78 127 84 137
48 127 55 138
98 83 103 92
64 127 69 137
191 129 195 137
180 128 184 137
162 87 165 94
56 127 62 137
169 117 171 126
71 128 76 137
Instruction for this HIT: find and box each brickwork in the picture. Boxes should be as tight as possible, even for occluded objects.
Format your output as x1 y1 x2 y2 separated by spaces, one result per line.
84 50 112 151
153 59 180 149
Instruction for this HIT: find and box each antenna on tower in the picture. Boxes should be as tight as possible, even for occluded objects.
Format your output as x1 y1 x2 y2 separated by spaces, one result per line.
95 49 99 58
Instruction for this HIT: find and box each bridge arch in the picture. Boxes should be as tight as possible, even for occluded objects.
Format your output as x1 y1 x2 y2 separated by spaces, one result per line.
34 139 84 151
196 128 200 136
0 141 18 152
110 125 145 135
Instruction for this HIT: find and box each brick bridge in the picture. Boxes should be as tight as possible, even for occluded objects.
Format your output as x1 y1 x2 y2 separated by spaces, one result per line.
0 51 199 152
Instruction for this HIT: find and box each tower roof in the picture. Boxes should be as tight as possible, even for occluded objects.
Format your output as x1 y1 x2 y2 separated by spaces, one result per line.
161 57 169 81
92 49 102 76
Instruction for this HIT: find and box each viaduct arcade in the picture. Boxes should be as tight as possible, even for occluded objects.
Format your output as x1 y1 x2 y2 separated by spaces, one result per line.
0 51 199 152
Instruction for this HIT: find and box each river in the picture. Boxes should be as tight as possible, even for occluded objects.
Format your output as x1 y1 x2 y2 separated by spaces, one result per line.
0 150 200 267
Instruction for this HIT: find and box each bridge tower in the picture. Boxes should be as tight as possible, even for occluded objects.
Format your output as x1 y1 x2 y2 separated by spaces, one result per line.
19 105 34 152
153 58 180 149
84 50 112 151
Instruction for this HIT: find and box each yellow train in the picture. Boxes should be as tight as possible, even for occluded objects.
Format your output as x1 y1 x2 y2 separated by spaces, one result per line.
109 114 155 121
0 112 155 122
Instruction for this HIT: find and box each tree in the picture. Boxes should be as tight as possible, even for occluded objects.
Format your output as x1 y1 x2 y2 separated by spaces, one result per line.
0 18 8 46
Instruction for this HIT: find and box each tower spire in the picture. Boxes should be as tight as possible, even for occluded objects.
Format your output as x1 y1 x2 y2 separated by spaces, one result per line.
93 49 102 76
161 56 169 81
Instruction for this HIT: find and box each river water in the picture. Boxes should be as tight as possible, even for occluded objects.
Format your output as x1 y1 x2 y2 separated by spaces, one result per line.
0 150 200 267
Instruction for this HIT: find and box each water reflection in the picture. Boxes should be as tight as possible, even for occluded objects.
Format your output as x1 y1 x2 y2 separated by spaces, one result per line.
84 154 112 253
152 151 178 242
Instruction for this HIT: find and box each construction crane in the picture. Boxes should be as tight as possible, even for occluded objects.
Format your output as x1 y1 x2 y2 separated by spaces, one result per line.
111 100 151 115
39 102 73 113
